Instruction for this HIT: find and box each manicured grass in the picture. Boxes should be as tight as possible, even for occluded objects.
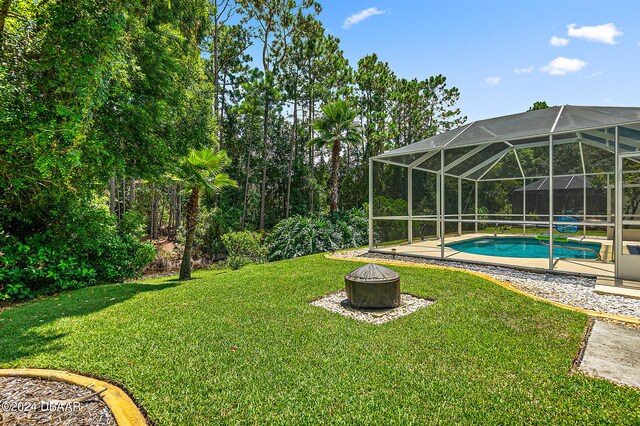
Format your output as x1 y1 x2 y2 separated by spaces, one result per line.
0 255 638 424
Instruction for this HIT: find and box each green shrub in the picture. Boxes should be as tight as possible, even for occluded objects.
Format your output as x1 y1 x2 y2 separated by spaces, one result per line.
221 231 267 270
373 196 408 216
267 209 368 261
0 202 155 301
478 206 489 229
368 196 408 243
178 205 241 261
327 209 368 248
527 212 541 222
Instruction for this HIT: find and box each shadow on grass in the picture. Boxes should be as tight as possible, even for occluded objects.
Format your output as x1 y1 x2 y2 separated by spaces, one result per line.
0 280 180 365
160 276 205 283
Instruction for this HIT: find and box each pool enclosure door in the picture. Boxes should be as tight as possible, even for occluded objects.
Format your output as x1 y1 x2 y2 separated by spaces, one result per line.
616 152 640 281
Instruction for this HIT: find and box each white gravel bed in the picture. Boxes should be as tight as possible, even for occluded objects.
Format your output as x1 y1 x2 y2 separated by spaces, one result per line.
310 290 433 324
331 249 640 320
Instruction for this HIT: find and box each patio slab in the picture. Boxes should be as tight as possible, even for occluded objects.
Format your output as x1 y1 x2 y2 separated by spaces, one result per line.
579 321 640 388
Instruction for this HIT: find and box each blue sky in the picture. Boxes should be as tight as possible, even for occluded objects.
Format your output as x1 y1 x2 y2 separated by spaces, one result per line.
316 0 640 122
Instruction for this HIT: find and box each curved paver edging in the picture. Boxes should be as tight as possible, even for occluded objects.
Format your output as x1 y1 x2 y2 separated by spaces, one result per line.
325 253 640 326
0 369 147 426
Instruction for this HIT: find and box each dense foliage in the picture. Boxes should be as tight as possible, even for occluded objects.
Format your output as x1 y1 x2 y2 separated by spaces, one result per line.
221 231 267 270
102 0 467 236
181 205 240 261
0 204 153 300
267 209 367 261
0 0 466 298
0 0 216 298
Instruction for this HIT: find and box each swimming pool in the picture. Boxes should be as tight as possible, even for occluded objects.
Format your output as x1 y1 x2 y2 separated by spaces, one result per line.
446 237 601 260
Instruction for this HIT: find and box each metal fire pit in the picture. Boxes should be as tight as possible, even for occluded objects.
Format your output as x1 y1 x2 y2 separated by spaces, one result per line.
344 263 400 309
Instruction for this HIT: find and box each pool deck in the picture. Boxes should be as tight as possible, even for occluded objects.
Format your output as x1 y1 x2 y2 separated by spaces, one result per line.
371 233 615 277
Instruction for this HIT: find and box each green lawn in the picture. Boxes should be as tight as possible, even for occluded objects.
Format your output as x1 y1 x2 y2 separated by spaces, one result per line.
0 255 637 424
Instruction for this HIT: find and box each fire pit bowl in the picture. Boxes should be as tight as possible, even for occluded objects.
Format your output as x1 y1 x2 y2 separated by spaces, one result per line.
344 263 400 309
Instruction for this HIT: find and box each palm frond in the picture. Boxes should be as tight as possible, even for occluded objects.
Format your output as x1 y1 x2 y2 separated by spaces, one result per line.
308 99 362 149
176 148 236 192
212 173 238 190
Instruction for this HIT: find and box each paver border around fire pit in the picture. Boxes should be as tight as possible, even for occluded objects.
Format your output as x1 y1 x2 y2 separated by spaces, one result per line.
0 369 147 426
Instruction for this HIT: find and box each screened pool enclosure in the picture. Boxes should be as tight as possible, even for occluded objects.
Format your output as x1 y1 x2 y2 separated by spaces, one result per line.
368 106 640 291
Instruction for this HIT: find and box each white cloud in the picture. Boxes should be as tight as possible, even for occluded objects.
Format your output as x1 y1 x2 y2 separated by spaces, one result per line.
343 7 386 29
550 36 569 47
567 23 622 44
513 66 533 74
540 57 587 76
484 76 501 86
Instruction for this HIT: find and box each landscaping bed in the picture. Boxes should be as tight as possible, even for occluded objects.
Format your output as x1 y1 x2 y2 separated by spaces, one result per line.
0 376 114 425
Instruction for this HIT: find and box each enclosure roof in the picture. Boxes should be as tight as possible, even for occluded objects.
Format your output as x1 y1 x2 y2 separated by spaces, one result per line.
376 105 640 159
512 176 596 192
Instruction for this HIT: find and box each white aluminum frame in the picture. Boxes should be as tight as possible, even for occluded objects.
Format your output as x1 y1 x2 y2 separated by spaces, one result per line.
369 119 640 278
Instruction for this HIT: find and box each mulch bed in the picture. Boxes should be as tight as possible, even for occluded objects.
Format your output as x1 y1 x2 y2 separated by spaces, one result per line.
0 376 115 425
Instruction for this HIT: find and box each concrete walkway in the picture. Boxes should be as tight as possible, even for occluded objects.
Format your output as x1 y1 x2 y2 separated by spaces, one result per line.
579 321 640 388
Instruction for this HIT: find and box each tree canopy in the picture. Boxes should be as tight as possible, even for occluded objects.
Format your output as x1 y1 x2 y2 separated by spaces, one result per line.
0 0 467 299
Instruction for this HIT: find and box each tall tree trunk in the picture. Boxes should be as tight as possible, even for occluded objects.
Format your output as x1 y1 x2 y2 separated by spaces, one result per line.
285 95 297 218
308 146 314 213
121 177 126 216
329 140 341 212
259 94 269 230
109 177 116 215
360 115 366 161
213 13 219 124
308 93 315 213
168 185 174 238
346 145 351 170
0 0 12 36
171 184 179 239
150 186 159 240
241 124 254 230
129 180 136 206
158 196 165 237
154 195 160 239
220 72 228 142
179 185 200 280
148 186 155 242
175 184 182 239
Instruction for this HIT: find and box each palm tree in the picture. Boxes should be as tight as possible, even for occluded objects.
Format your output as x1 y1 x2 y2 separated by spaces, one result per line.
176 148 237 280
309 99 362 212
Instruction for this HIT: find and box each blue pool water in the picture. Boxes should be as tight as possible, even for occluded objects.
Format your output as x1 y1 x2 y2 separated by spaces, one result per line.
446 237 601 260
